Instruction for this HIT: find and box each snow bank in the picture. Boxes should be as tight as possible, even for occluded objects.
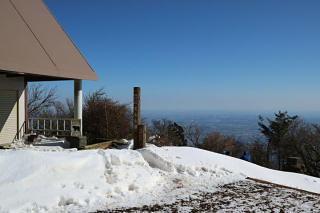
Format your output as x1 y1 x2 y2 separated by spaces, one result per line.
0 149 162 213
0 149 106 212
0 145 319 213
140 146 320 194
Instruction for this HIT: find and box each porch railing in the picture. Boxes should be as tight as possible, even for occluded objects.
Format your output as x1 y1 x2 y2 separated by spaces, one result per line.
28 118 73 136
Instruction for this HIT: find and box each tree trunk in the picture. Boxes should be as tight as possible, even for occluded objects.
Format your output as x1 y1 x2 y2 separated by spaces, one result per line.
266 142 271 168
278 147 281 170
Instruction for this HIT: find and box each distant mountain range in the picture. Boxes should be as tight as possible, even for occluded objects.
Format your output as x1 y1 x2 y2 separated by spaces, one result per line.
142 110 320 143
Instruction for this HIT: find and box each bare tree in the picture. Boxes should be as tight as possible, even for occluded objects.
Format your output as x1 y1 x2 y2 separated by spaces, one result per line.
65 98 74 116
28 84 58 117
148 119 173 146
184 122 203 147
148 119 187 147
199 132 244 157
83 88 132 144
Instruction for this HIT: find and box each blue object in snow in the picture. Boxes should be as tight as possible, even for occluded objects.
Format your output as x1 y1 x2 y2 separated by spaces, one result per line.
222 150 230 155
241 151 251 162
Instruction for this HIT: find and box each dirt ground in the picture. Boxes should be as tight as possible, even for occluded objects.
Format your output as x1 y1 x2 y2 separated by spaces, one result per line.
96 179 320 213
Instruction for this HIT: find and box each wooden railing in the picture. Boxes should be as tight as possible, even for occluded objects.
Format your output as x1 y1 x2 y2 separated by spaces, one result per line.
28 118 73 136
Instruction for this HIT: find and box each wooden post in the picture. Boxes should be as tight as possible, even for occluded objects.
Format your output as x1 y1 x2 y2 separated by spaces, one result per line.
24 80 28 134
16 90 19 138
104 100 108 138
133 87 141 149
43 119 46 136
57 120 59 136
136 124 146 149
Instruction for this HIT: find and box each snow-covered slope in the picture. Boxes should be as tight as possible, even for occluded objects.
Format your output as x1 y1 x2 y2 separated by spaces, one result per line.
140 146 320 193
0 144 319 213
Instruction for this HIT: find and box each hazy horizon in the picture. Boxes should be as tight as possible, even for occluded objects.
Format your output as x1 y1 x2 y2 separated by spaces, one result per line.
142 109 320 142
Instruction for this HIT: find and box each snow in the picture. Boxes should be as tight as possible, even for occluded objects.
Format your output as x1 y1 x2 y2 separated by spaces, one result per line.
0 142 319 213
10 136 70 151
32 135 69 148
0 149 105 212
141 146 320 194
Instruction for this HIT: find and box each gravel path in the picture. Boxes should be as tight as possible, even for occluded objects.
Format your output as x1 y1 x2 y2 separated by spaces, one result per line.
96 179 320 213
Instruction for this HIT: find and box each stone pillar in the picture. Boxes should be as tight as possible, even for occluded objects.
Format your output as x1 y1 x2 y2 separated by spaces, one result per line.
74 79 82 135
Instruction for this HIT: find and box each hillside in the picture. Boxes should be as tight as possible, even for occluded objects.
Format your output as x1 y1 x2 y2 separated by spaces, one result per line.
0 141 319 212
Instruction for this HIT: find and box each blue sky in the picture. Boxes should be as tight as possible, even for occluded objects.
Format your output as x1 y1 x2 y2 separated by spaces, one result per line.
42 0 320 112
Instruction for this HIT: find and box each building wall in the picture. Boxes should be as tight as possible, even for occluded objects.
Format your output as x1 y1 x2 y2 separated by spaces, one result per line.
0 74 25 144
